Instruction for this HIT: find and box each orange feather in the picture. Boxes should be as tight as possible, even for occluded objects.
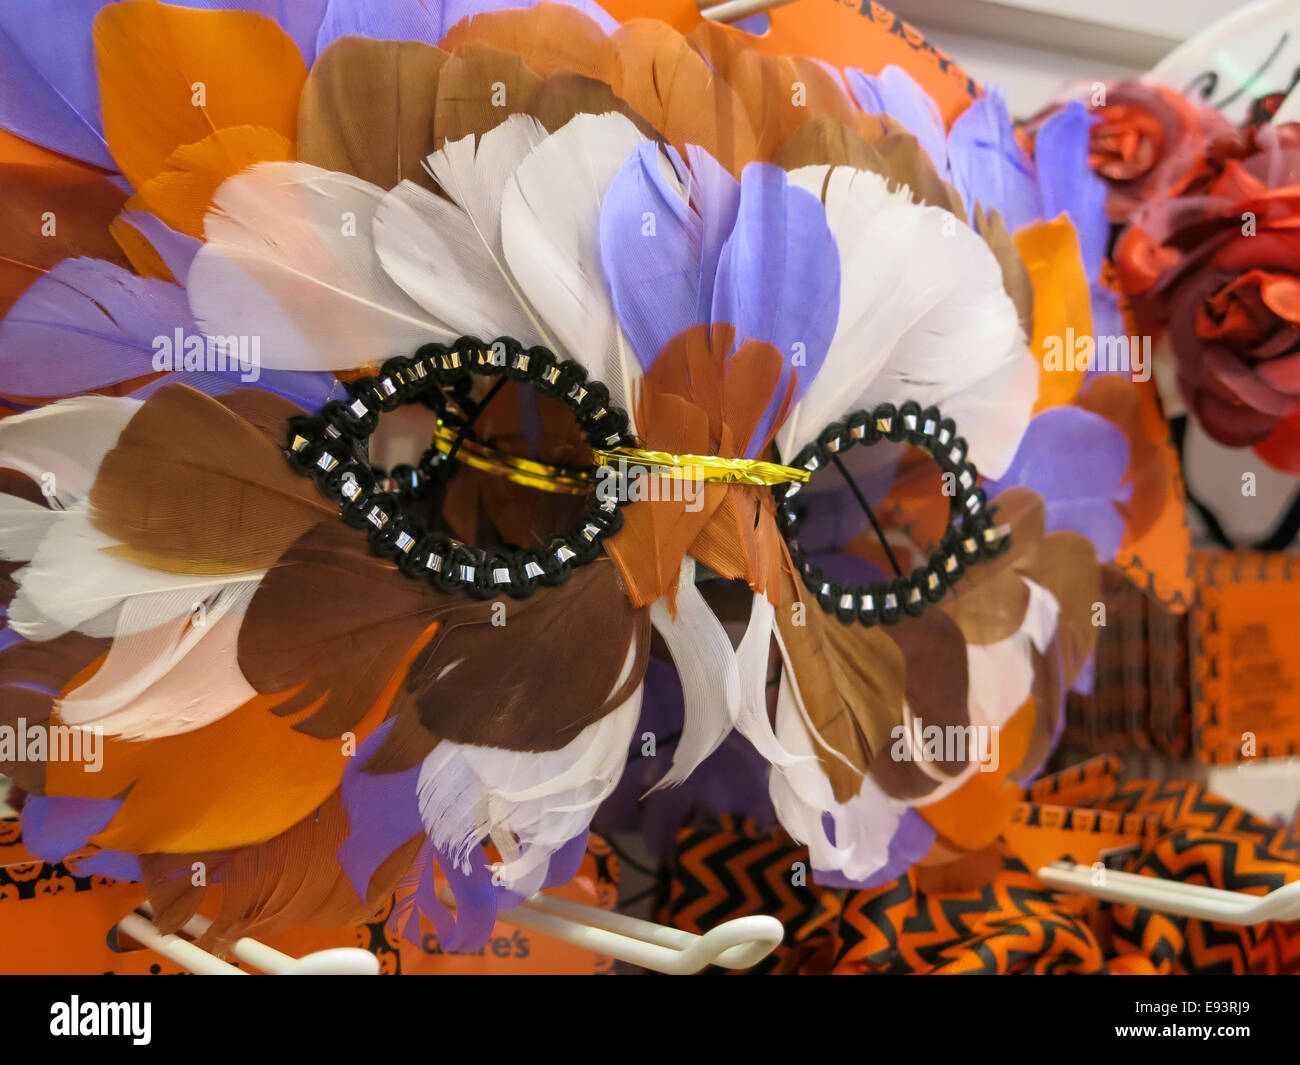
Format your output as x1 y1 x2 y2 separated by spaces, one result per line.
94 0 305 189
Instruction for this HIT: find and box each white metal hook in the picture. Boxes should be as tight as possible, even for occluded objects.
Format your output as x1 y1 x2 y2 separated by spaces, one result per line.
1039 862 1300 926
114 894 784 975
698 0 798 26
114 904 380 975
497 893 785 974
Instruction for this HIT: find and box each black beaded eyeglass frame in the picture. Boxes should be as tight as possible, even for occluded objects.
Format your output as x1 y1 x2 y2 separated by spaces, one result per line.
774 399 1010 627
283 335 636 600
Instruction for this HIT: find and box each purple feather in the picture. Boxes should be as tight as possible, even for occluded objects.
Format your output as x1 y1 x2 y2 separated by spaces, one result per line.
0 258 191 396
983 406 1130 563
128 366 344 412
0 256 340 409
844 65 948 175
814 808 936 890
114 210 202 285
1034 101 1108 281
1088 283 1129 372
317 0 617 53
20 795 121 861
947 88 1043 233
0 0 115 170
711 163 839 456
600 143 701 370
341 724 498 952
176 0 328 64
686 145 741 323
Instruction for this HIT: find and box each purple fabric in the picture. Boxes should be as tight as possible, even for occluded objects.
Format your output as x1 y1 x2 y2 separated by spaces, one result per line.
1034 101 1108 282
786 450 903 560
807 551 888 589
983 406 1130 564
814 808 937 890
711 163 840 456
0 628 21 656
115 209 203 284
947 89 1043 234
0 0 116 170
317 0 617 53
844 65 948 175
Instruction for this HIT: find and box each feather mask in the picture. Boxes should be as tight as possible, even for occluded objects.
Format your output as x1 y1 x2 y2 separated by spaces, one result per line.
0 0 1136 953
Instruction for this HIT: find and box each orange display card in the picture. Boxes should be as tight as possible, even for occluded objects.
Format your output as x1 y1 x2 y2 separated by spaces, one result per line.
1194 551 1300 763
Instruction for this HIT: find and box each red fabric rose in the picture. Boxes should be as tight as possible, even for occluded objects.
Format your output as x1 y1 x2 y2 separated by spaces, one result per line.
1116 122 1300 468
1027 81 1233 224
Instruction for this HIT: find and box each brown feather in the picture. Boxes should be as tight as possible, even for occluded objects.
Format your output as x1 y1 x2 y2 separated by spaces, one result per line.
216 386 310 443
527 70 656 136
0 156 130 319
772 115 883 171
237 520 447 738
975 204 1035 340
297 37 448 188
869 609 972 800
1020 530 1101 685
239 520 650 751
141 791 416 951
435 43 542 147
410 556 650 750
88 383 333 574
871 123 968 222
776 572 906 803
941 567 1031 645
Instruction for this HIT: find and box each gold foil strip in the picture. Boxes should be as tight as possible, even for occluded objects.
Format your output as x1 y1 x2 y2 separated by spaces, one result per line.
429 428 810 493
430 423 591 495
591 447 811 486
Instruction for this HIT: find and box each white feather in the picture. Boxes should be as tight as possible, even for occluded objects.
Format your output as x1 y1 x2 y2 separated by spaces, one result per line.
966 577 1060 729
0 495 59 561
55 581 258 738
782 165 1035 479
190 161 449 372
0 395 139 508
647 558 739 787
500 112 645 422
373 116 553 345
417 654 643 894
8 506 265 640
768 669 910 883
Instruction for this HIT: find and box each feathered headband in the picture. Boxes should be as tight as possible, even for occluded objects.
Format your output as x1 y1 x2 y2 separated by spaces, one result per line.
0 0 1147 951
